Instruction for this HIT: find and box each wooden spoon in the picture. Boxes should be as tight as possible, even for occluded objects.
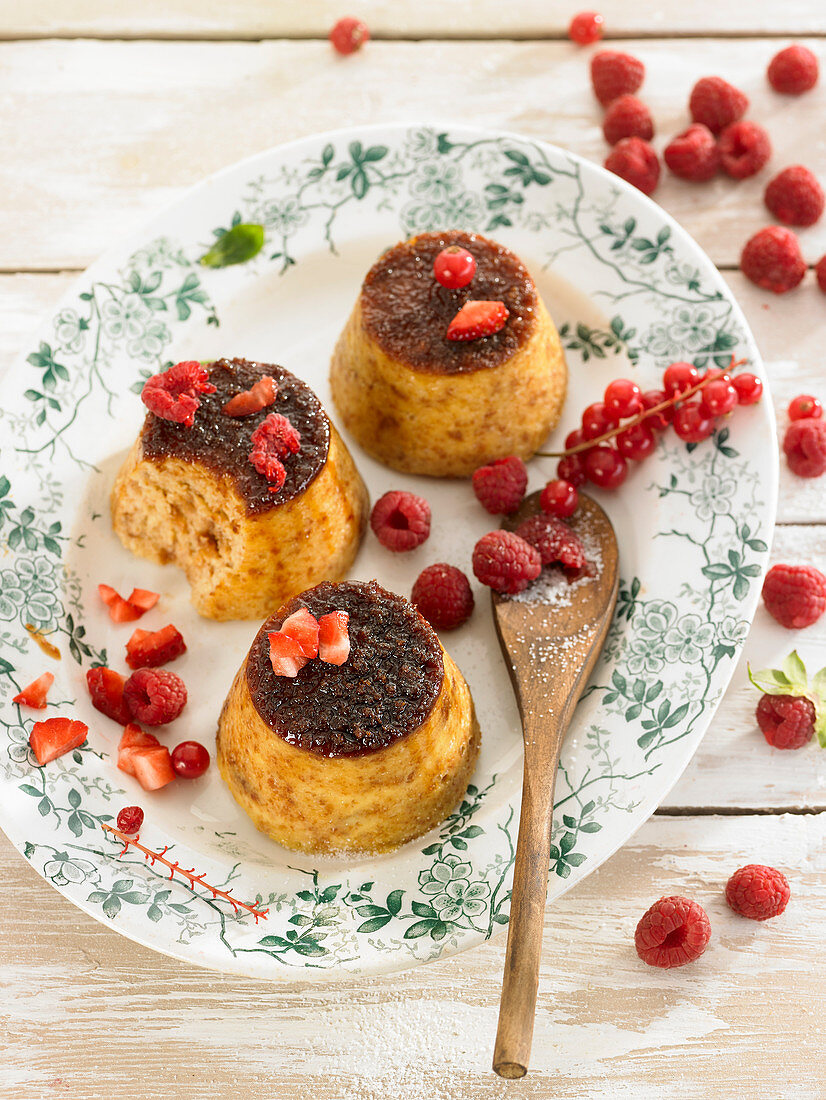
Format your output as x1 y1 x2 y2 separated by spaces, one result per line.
491 490 619 1079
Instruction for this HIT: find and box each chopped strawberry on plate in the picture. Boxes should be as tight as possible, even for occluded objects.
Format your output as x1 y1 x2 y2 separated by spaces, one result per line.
125 624 186 669
29 717 88 765
117 723 161 776
117 724 174 789
12 671 55 709
86 666 133 725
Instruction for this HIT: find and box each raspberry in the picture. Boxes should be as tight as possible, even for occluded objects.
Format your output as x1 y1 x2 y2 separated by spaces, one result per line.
514 514 586 570
762 563 826 628
123 668 187 726
740 227 805 294
472 530 541 595
664 124 720 182
590 50 645 106
472 455 528 515
635 896 711 968
764 165 824 227
116 805 144 834
329 16 369 55
689 76 748 135
141 361 216 427
602 95 654 146
604 137 660 195
725 865 791 920
569 11 604 45
768 44 819 95
249 412 300 490
718 120 771 180
783 418 826 477
756 693 815 749
370 490 431 551
411 564 475 630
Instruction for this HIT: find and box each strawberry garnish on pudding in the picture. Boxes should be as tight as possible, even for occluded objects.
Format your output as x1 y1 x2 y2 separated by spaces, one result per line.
446 300 509 342
318 611 350 665
269 609 350 675
280 608 320 658
268 631 309 678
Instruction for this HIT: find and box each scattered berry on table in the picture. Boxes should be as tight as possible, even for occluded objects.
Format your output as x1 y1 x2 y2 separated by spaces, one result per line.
370 490 431 551
171 741 211 779
568 10 604 45
756 694 815 749
540 478 579 519
815 256 826 294
223 375 277 417
602 95 654 145
472 455 528 515
86 666 132 725
788 395 823 422
584 444 628 490
472 530 542 595
123 668 187 726
268 630 309 678
688 76 748 134
730 372 763 405
726 865 790 920
700 377 738 417
604 136 660 195
125 624 187 670
663 361 699 398
740 227 806 294
433 246 476 289
116 805 144 834
29 718 89 766
141 361 215 427
280 608 320 658
515 514 586 570
718 120 772 180
764 165 824 227
590 50 645 106
411 564 475 630
672 402 714 443
783 417 826 477
663 124 720 182
603 378 642 419
635 896 711 968
12 671 54 709
762 563 826 628
446 299 509 341
317 610 351 665
767 44 819 95
329 16 370 55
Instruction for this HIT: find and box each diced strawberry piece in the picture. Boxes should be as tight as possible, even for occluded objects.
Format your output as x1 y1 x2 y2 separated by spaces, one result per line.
117 723 161 777
12 671 55 709
98 584 118 607
280 608 320 658
130 745 176 790
125 624 186 669
446 300 509 342
268 631 309 677
109 595 143 623
86 666 133 725
127 588 160 612
318 611 350 666
29 717 88 766
223 375 277 417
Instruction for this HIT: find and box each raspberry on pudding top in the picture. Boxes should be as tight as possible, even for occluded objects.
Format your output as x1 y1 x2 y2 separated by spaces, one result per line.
140 358 330 515
246 580 444 757
359 230 539 375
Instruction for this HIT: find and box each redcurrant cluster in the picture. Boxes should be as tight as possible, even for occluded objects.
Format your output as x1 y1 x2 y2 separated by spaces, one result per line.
546 359 763 492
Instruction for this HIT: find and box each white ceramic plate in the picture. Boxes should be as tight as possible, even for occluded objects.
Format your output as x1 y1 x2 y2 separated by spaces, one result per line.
0 124 777 979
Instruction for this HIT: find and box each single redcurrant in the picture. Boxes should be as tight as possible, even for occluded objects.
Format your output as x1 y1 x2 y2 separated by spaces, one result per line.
433 246 476 289
663 361 700 398
329 16 370 54
569 10 604 44
171 740 211 779
584 445 628 490
604 378 642 418
700 377 737 417
673 402 714 442
640 389 673 431
540 479 579 518
557 453 587 487
582 401 619 440
116 805 144 834
616 422 656 460
788 394 822 421
731 373 763 406
565 427 587 450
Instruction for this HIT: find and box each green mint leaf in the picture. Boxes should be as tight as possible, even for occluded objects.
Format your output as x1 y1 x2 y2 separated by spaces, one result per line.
199 224 264 268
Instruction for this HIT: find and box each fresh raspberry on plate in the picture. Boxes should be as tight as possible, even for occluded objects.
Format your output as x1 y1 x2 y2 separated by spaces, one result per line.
86 666 132 725
125 624 186 670
116 805 144 834
514 514 586 570
412 564 475 630
663 124 720 182
689 76 748 134
317 611 351 665
634 896 711 968
718 120 772 179
472 455 528 515
12 671 54 709
783 418 826 477
123 668 187 726
756 694 815 749
725 865 791 920
602 95 654 145
604 137 660 195
590 50 645 106
762 563 826 628
764 165 824 227
370 490 431 551
768 44 819 95
740 227 806 294
472 530 541 595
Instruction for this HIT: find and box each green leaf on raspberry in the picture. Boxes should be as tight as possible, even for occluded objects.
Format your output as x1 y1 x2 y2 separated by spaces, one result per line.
815 711 826 750
749 650 826 749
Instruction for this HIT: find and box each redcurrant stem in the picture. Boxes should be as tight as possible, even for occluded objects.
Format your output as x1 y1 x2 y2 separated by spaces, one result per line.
536 357 748 459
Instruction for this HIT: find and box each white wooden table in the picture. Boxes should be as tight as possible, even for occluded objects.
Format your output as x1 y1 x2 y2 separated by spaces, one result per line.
1 5 825 1097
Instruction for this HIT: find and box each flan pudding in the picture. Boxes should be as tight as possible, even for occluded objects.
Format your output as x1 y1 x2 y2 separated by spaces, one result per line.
329 230 567 477
216 579 481 855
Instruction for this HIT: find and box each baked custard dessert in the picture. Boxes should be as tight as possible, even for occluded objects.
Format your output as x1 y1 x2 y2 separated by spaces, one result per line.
111 358 369 621
216 579 481 855
329 230 567 477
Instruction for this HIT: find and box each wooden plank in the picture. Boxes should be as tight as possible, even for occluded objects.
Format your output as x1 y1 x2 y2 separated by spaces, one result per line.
3 0 826 39
0 813 823 1099
0 38 825 270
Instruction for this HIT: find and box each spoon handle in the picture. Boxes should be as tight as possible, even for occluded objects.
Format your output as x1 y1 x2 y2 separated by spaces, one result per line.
492 727 561 1079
